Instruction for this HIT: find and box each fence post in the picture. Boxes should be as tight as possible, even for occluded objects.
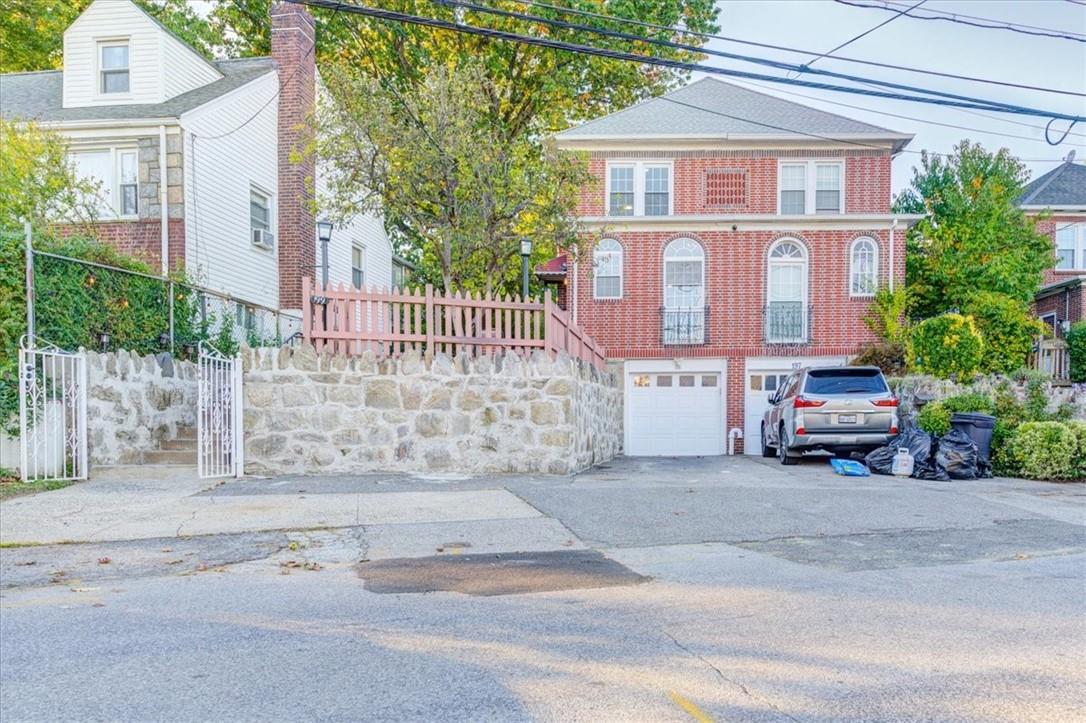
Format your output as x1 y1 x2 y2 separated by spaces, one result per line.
302 277 311 341
544 289 555 358
425 284 435 361
24 221 34 347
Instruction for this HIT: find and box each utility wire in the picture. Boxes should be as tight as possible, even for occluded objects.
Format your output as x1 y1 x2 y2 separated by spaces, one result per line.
505 0 1084 98
414 0 1085 122
834 0 1086 43
800 0 925 70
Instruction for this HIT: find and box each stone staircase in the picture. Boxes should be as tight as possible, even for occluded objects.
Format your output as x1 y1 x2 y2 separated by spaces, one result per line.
144 425 197 466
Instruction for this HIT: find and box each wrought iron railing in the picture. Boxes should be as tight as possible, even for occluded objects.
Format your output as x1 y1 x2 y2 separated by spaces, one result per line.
763 302 811 344
660 306 709 346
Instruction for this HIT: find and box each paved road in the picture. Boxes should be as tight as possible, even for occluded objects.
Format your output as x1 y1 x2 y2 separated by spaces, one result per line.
2 456 1084 722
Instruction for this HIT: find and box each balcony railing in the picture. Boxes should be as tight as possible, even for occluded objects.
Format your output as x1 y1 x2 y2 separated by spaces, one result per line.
763 302 811 344
661 306 709 346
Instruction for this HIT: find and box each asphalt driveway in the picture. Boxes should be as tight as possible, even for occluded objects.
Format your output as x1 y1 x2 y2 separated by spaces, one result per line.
2 455 1084 722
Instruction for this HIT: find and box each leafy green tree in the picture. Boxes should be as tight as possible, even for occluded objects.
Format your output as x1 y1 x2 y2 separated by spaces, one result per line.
962 291 1044 375
894 141 1052 319
317 64 589 295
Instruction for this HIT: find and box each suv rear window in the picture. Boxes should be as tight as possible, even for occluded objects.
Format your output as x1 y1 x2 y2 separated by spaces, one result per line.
804 368 888 395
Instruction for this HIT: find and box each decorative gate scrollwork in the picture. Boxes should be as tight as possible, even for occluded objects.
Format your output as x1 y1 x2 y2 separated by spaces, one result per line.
197 342 243 478
19 339 87 482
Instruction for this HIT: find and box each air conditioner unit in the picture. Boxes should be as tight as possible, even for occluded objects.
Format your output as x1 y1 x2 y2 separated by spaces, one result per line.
251 228 275 250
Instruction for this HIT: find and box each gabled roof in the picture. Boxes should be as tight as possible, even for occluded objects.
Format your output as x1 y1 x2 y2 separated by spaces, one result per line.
1018 161 1086 208
0 58 276 124
555 77 911 150
535 254 568 278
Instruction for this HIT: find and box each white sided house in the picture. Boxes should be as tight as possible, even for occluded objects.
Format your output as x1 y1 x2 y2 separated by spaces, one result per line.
0 0 392 329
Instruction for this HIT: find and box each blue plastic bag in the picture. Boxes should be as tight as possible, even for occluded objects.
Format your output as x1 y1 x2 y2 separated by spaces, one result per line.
829 458 870 477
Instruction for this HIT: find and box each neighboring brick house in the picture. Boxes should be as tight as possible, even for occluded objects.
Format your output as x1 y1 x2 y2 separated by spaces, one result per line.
546 78 920 456
1018 159 1086 335
0 0 392 328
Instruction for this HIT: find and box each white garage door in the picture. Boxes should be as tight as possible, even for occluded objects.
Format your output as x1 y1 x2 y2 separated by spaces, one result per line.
626 365 725 456
744 356 848 455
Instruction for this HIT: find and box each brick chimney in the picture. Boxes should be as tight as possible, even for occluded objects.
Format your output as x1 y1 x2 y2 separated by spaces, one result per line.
271 1 316 310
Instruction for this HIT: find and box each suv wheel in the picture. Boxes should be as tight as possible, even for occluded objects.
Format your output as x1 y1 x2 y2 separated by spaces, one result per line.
760 422 775 458
778 424 798 466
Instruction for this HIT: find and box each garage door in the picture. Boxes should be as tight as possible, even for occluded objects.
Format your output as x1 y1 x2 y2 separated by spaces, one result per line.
744 356 848 455
626 369 724 456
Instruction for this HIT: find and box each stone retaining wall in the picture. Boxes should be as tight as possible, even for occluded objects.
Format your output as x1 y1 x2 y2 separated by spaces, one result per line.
242 345 621 476
86 350 197 465
892 374 1086 420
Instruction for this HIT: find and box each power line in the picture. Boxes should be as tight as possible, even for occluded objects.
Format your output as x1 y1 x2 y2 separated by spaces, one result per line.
726 78 1086 149
800 0 925 70
421 0 1084 122
506 0 1084 98
834 0 1086 43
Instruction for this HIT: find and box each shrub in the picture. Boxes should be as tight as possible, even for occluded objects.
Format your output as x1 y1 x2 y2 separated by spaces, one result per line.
909 313 984 379
916 392 995 436
1067 320 1086 384
850 342 906 375
862 287 909 344
963 292 1044 375
1007 421 1082 481
1067 421 1086 479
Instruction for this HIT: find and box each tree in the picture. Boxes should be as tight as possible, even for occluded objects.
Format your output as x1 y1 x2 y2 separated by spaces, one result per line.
316 65 589 295
0 0 223 72
894 141 1052 319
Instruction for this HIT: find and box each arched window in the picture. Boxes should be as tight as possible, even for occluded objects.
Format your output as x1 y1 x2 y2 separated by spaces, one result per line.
849 237 879 297
663 238 706 344
593 239 623 299
766 239 808 343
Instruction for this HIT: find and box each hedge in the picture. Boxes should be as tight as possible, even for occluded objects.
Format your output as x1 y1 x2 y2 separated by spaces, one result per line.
909 313 984 379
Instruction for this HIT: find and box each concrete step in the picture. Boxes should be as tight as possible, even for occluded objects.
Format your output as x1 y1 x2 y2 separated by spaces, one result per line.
91 464 199 481
175 426 197 441
160 438 198 451
143 449 196 465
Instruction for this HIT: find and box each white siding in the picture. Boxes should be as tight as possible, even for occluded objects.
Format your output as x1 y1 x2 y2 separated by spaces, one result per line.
62 0 220 108
315 162 393 291
181 72 279 310
161 28 221 101
63 0 162 107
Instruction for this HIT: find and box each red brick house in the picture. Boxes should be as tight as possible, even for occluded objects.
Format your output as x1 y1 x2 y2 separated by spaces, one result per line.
545 78 920 456
1019 159 1086 335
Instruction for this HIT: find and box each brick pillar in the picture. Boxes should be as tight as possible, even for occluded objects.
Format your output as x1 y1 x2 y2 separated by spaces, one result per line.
271 1 316 310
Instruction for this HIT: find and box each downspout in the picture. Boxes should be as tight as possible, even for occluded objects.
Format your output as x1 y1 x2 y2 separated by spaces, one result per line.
158 125 169 276
888 216 898 292
572 260 579 324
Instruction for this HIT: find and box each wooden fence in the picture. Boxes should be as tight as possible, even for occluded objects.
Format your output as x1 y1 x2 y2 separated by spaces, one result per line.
1032 337 1070 380
301 279 607 370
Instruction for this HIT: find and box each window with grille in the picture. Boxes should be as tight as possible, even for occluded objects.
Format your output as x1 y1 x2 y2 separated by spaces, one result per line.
849 237 879 296
99 42 129 94
352 244 365 288
705 170 746 208
593 238 622 299
779 161 843 214
606 161 671 216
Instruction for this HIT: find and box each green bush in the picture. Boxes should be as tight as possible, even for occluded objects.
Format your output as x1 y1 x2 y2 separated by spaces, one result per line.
963 292 1044 375
916 392 995 436
1067 320 1086 384
1007 421 1084 481
1067 421 1086 480
850 342 906 375
909 313 984 379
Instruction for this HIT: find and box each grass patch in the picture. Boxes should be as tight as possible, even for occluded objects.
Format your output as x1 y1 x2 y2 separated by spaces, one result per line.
0 477 78 501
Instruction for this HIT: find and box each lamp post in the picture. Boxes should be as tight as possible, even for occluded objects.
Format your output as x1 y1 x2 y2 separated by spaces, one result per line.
520 238 532 299
316 218 334 289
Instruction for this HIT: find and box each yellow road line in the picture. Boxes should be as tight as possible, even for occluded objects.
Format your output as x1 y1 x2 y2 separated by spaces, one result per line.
668 690 714 723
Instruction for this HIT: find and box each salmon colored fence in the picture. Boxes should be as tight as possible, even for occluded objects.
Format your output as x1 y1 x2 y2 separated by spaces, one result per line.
301 278 607 371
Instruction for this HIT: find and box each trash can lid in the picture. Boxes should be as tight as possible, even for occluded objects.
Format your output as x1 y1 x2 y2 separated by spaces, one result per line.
950 412 995 428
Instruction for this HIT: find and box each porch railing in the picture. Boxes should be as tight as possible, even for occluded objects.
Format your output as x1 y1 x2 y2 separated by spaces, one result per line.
660 306 709 346
1032 337 1070 380
301 279 607 371
763 302 811 344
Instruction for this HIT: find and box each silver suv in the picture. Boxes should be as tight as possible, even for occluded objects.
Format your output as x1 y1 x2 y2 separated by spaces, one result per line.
760 366 898 465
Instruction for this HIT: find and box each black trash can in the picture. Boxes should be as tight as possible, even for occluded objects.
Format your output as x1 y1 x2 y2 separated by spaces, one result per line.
950 412 996 465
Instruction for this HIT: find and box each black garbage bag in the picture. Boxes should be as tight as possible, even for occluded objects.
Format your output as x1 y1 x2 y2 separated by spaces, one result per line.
935 428 980 480
865 427 944 479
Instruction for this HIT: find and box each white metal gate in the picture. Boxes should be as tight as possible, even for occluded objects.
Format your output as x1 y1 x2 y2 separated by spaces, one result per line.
197 343 243 478
19 340 88 481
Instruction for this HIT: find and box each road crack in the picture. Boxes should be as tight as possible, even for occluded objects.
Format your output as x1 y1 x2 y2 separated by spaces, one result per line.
662 629 802 723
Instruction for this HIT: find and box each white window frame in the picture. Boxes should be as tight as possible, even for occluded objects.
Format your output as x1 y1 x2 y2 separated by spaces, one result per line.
1055 222 1086 271
69 146 140 219
249 185 273 249
593 238 623 299
351 243 366 289
766 238 809 343
849 236 879 297
776 160 845 215
605 160 673 217
97 39 131 97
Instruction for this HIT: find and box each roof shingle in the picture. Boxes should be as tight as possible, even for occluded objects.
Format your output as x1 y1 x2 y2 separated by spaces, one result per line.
1018 161 1086 207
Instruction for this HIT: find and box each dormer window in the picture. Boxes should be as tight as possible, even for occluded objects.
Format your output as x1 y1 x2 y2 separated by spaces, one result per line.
99 42 130 94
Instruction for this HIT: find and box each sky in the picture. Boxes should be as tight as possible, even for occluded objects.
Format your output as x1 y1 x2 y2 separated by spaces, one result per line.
699 0 1086 193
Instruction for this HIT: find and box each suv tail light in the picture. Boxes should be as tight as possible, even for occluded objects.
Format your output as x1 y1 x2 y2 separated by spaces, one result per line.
793 396 826 409
872 397 899 407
